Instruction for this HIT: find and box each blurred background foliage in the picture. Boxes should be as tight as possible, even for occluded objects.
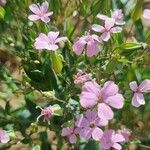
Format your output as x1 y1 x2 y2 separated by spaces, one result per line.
0 0 150 149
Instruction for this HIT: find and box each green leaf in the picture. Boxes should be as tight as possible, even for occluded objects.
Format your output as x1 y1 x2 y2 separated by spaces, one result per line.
84 140 100 150
123 42 142 50
52 104 63 116
0 6 5 19
106 57 118 74
51 52 63 74
131 0 143 21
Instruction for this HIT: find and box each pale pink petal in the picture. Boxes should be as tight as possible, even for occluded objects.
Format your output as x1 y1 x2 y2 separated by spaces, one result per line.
132 93 145 107
69 134 77 144
55 37 68 43
143 9 150 19
129 81 138 92
105 18 115 30
34 41 49 50
82 81 101 97
97 14 109 20
98 103 114 120
79 127 93 140
112 133 125 143
48 31 59 41
92 24 105 32
95 118 108 126
115 20 125 25
100 130 113 149
0 130 10 144
29 4 40 14
101 31 110 41
80 92 98 108
45 12 53 17
139 79 150 92
112 9 123 20
75 116 89 127
110 27 122 33
46 44 58 51
92 34 102 43
61 127 73 136
102 81 119 98
40 1 49 13
73 40 86 55
112 143 122 150
105 94 124 109
85 110 97 122
86 41 100 57
28 15 40 21
92 127 103 140
41 16 50 23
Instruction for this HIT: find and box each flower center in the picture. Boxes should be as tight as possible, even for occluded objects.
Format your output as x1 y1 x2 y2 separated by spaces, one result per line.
98 95 103 103
89 123 95 128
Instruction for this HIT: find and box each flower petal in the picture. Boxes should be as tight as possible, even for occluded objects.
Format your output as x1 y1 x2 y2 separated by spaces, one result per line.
112 133 125 143
105 94 124 109
97 14 109 20
101 32 110 42
110 27 122 33
102 81 119 98
61 127 73 136
98 103 114 120
41 16 50 23
92 24 105 32
29 4 40 14
112 143 122 150
132 93 145 107
28 15 40 21
86 41 100 57
40 1 49 13
0 130 9 144
139 79 150 92
92 127 103 140
129 81 138 92
79 127 93 140
85 110 97 122
69 134 77 144
73 40 86 55
105 18 115 30
75 116 89 128
143 9 150 19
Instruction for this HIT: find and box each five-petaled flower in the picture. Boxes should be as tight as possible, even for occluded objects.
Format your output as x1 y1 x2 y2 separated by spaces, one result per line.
28 1 53 23
129 79 150 107
0 129 10 144
36 105 54 123
75 110 107 140
100 130 125 150
73 34 102 57
61 126 80 144
80 81 124 121
92 18 122 42
34 31 67 51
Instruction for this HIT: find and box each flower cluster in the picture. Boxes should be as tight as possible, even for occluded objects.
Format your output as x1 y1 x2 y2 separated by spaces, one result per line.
73 9 125 57
27 1 150 150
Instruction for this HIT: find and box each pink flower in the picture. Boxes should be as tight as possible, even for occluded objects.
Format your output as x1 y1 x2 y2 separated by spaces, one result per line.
28 1 53 23
100 130 125 150
61 126 80 144
75 110 107 140
92 18 122 42
34 31 67 51
73 34 102 57
129 79 150 107
36 105 53 123
74 70 92 85
117 129 131 142
143 9 150 19
0 0 7 6
80 81 124 121
97 9 125 25
0 129 10 144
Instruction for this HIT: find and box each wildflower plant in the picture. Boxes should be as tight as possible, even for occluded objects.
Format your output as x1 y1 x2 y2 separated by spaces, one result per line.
0 0 150 149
